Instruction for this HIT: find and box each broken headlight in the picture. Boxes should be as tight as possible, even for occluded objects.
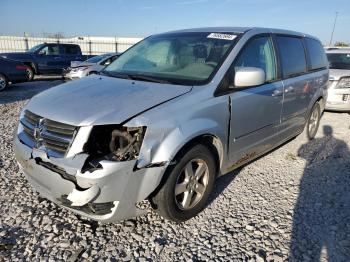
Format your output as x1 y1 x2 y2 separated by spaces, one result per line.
83 125 146 161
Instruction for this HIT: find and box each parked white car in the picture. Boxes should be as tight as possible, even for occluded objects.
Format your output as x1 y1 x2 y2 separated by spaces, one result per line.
325 48 350 112
64 53 120 79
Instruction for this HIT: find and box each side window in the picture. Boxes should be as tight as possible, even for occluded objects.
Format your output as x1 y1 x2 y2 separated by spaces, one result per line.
39 45 60 55
234 36 277 82
305 38 328 70
65 45 79 55
276 36 307 77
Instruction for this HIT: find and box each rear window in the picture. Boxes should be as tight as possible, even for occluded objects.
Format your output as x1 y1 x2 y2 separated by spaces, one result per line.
65 45 80 55
305 38 328 70
327 53 350 70
276 36 307 78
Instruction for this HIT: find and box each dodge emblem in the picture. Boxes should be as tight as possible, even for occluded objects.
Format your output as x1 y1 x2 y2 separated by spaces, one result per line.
33 118 45 148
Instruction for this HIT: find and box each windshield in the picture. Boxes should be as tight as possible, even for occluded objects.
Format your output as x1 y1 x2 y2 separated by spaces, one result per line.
327 53 350 70
103 32 238 85
28 44 44 53
85 54 109 63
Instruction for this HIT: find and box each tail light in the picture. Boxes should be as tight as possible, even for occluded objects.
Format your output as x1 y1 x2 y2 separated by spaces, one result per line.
16 65 28 70
336 77 350 89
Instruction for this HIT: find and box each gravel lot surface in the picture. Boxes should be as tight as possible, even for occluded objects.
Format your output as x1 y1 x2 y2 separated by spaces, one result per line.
1 80 350 261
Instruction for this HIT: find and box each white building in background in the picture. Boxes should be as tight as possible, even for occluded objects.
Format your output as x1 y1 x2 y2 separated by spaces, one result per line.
71 36 143 42
0 35 143 54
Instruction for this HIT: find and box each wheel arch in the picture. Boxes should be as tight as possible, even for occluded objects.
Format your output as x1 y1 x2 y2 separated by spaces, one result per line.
170 134 223 177
0 72 9 81
23 61 37 73
317 96 325 113
148 133 223 204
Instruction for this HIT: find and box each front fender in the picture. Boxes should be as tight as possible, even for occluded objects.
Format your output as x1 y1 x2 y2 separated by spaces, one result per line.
130 117 227 171
124 87 230 179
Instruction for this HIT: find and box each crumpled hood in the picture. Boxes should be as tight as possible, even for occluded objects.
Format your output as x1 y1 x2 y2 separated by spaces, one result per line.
329 69 350 81
25 75 192 126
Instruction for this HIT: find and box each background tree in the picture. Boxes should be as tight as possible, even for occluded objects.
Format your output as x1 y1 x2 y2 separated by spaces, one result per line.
334 41 349 47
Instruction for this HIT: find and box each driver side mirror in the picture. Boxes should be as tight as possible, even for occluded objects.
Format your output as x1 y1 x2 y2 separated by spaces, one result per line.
233 67 265 88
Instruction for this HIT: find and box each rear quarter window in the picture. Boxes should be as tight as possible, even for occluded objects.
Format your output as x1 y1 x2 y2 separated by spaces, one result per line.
65 45 80 55
276 36 307 78
305 38 328 70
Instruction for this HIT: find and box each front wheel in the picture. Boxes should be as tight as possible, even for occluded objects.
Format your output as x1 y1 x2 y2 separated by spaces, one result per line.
305 102 321 140
0 74 8 92
151 144 216 222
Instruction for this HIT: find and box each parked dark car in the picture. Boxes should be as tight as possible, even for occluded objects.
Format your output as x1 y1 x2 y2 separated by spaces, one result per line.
0 43 91 80
0 57 28 91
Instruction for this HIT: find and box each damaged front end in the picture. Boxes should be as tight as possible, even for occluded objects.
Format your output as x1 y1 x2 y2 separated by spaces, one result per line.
14 112 167 222
82 125 145 172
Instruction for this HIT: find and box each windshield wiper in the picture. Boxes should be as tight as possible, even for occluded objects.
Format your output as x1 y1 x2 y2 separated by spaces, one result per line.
101 71 172 84
127 74 171 84
100 71 132 80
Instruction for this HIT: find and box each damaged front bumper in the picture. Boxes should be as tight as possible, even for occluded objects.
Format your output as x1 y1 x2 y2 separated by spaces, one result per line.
14 136 167 222
64 69 85 79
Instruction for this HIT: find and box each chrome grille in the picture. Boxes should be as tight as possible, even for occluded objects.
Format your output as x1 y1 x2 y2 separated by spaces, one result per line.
19 110 77 157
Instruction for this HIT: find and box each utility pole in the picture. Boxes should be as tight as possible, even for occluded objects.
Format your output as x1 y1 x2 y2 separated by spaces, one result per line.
329 11 338 46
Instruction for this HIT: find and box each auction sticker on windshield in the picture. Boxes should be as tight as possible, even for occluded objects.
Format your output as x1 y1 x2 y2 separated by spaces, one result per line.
207 33 237 40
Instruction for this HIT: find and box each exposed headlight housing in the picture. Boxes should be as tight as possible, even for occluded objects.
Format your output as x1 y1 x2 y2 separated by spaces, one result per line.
83 125 146 162
336 77 350 89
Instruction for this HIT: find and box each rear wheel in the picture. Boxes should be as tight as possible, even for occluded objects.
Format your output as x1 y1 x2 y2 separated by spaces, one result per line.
0 74 8 92
305 102 321 140
26 66 34 81
151 144 216 222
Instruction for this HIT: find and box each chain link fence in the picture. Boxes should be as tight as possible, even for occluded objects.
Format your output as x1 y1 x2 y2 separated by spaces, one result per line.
0 36 142 55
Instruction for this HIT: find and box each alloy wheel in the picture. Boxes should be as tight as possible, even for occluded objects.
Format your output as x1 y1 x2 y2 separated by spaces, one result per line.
174 159 209 210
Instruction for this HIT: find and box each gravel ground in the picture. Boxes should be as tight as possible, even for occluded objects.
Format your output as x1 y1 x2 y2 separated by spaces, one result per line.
1 80 350 261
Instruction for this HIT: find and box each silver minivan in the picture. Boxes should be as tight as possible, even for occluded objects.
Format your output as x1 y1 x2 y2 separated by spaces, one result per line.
14 27 328 222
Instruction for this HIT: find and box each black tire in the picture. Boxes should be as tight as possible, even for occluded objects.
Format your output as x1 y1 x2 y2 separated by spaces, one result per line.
0 74 8 92
26 66 34 81
305 102 321 140
151 144 216 222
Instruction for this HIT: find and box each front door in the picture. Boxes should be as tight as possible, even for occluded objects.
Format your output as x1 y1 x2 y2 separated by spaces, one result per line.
227 35 283 168
37 44 62 73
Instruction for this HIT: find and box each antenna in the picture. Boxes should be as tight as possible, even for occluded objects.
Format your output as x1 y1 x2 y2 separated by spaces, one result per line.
329 11 338 46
